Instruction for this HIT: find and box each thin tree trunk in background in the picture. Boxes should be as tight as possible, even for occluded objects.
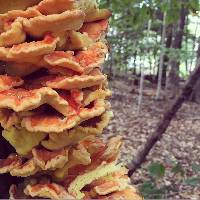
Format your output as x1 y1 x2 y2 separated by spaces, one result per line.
137 65 144 113
189 19 199 72
137 20 151 113
191 39 200 102
148 53 152 75
139 56 142 75
125 53 128 74
153 35 160 76
128 48 200 176
156 12 167 99
166 6 187 98
162 24 173 84
109 47 113 77
185 16 189 72
197 38 200 60
133 51 137 75
153 50 158 75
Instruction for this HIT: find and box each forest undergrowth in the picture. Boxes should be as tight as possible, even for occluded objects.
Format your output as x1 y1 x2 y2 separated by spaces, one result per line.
103 77 200 199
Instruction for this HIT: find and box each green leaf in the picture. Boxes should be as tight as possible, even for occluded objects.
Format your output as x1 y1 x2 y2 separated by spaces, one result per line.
139 181 155 193
171 163 185 176
148 162 166 179
192 164 200 174
185 177 200 186
188 0 200 13
139 181 164 199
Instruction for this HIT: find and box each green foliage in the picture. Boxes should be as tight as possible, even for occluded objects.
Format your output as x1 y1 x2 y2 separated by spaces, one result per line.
100 0 200 77
139 161 200 198
184 164 200 187
148 162 165 178
192 164 200 174
184 177 200 186
184 163 200 186
187 0 200 14
139 181 167 199
171 163 185 176
139 162 170 199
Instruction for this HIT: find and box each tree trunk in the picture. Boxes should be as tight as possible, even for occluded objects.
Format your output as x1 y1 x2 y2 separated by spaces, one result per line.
137 64 144 114
124 53 129 74
133 51 137 75
189 19 199 72
185 16 189 72
197 39 200 59
148 53 152 75
137 20 151 113
166 6 188 99
139 56 142 75
191 39 200 103
156 12 167 99
156 23 172 83
162 24 173 84
153 49 158 75
128 48 200 176
109 47 113 78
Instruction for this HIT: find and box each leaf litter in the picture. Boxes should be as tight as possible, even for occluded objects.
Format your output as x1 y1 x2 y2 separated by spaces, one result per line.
103 78 200 199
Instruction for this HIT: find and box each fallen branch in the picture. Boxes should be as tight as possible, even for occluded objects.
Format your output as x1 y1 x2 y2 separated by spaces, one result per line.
128 58 200 177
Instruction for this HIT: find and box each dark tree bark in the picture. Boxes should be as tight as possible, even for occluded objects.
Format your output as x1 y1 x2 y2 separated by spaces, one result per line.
162 24 173 84
191 39 200 103
166 6 188 98
156 22 173 85
185 16 189 72
109 47 113 78
128 46 200 176
139 56 142 75
133 51 137 75
197 38 200 60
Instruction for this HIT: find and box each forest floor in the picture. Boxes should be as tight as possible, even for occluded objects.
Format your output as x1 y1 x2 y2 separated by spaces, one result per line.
103 77 200 199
